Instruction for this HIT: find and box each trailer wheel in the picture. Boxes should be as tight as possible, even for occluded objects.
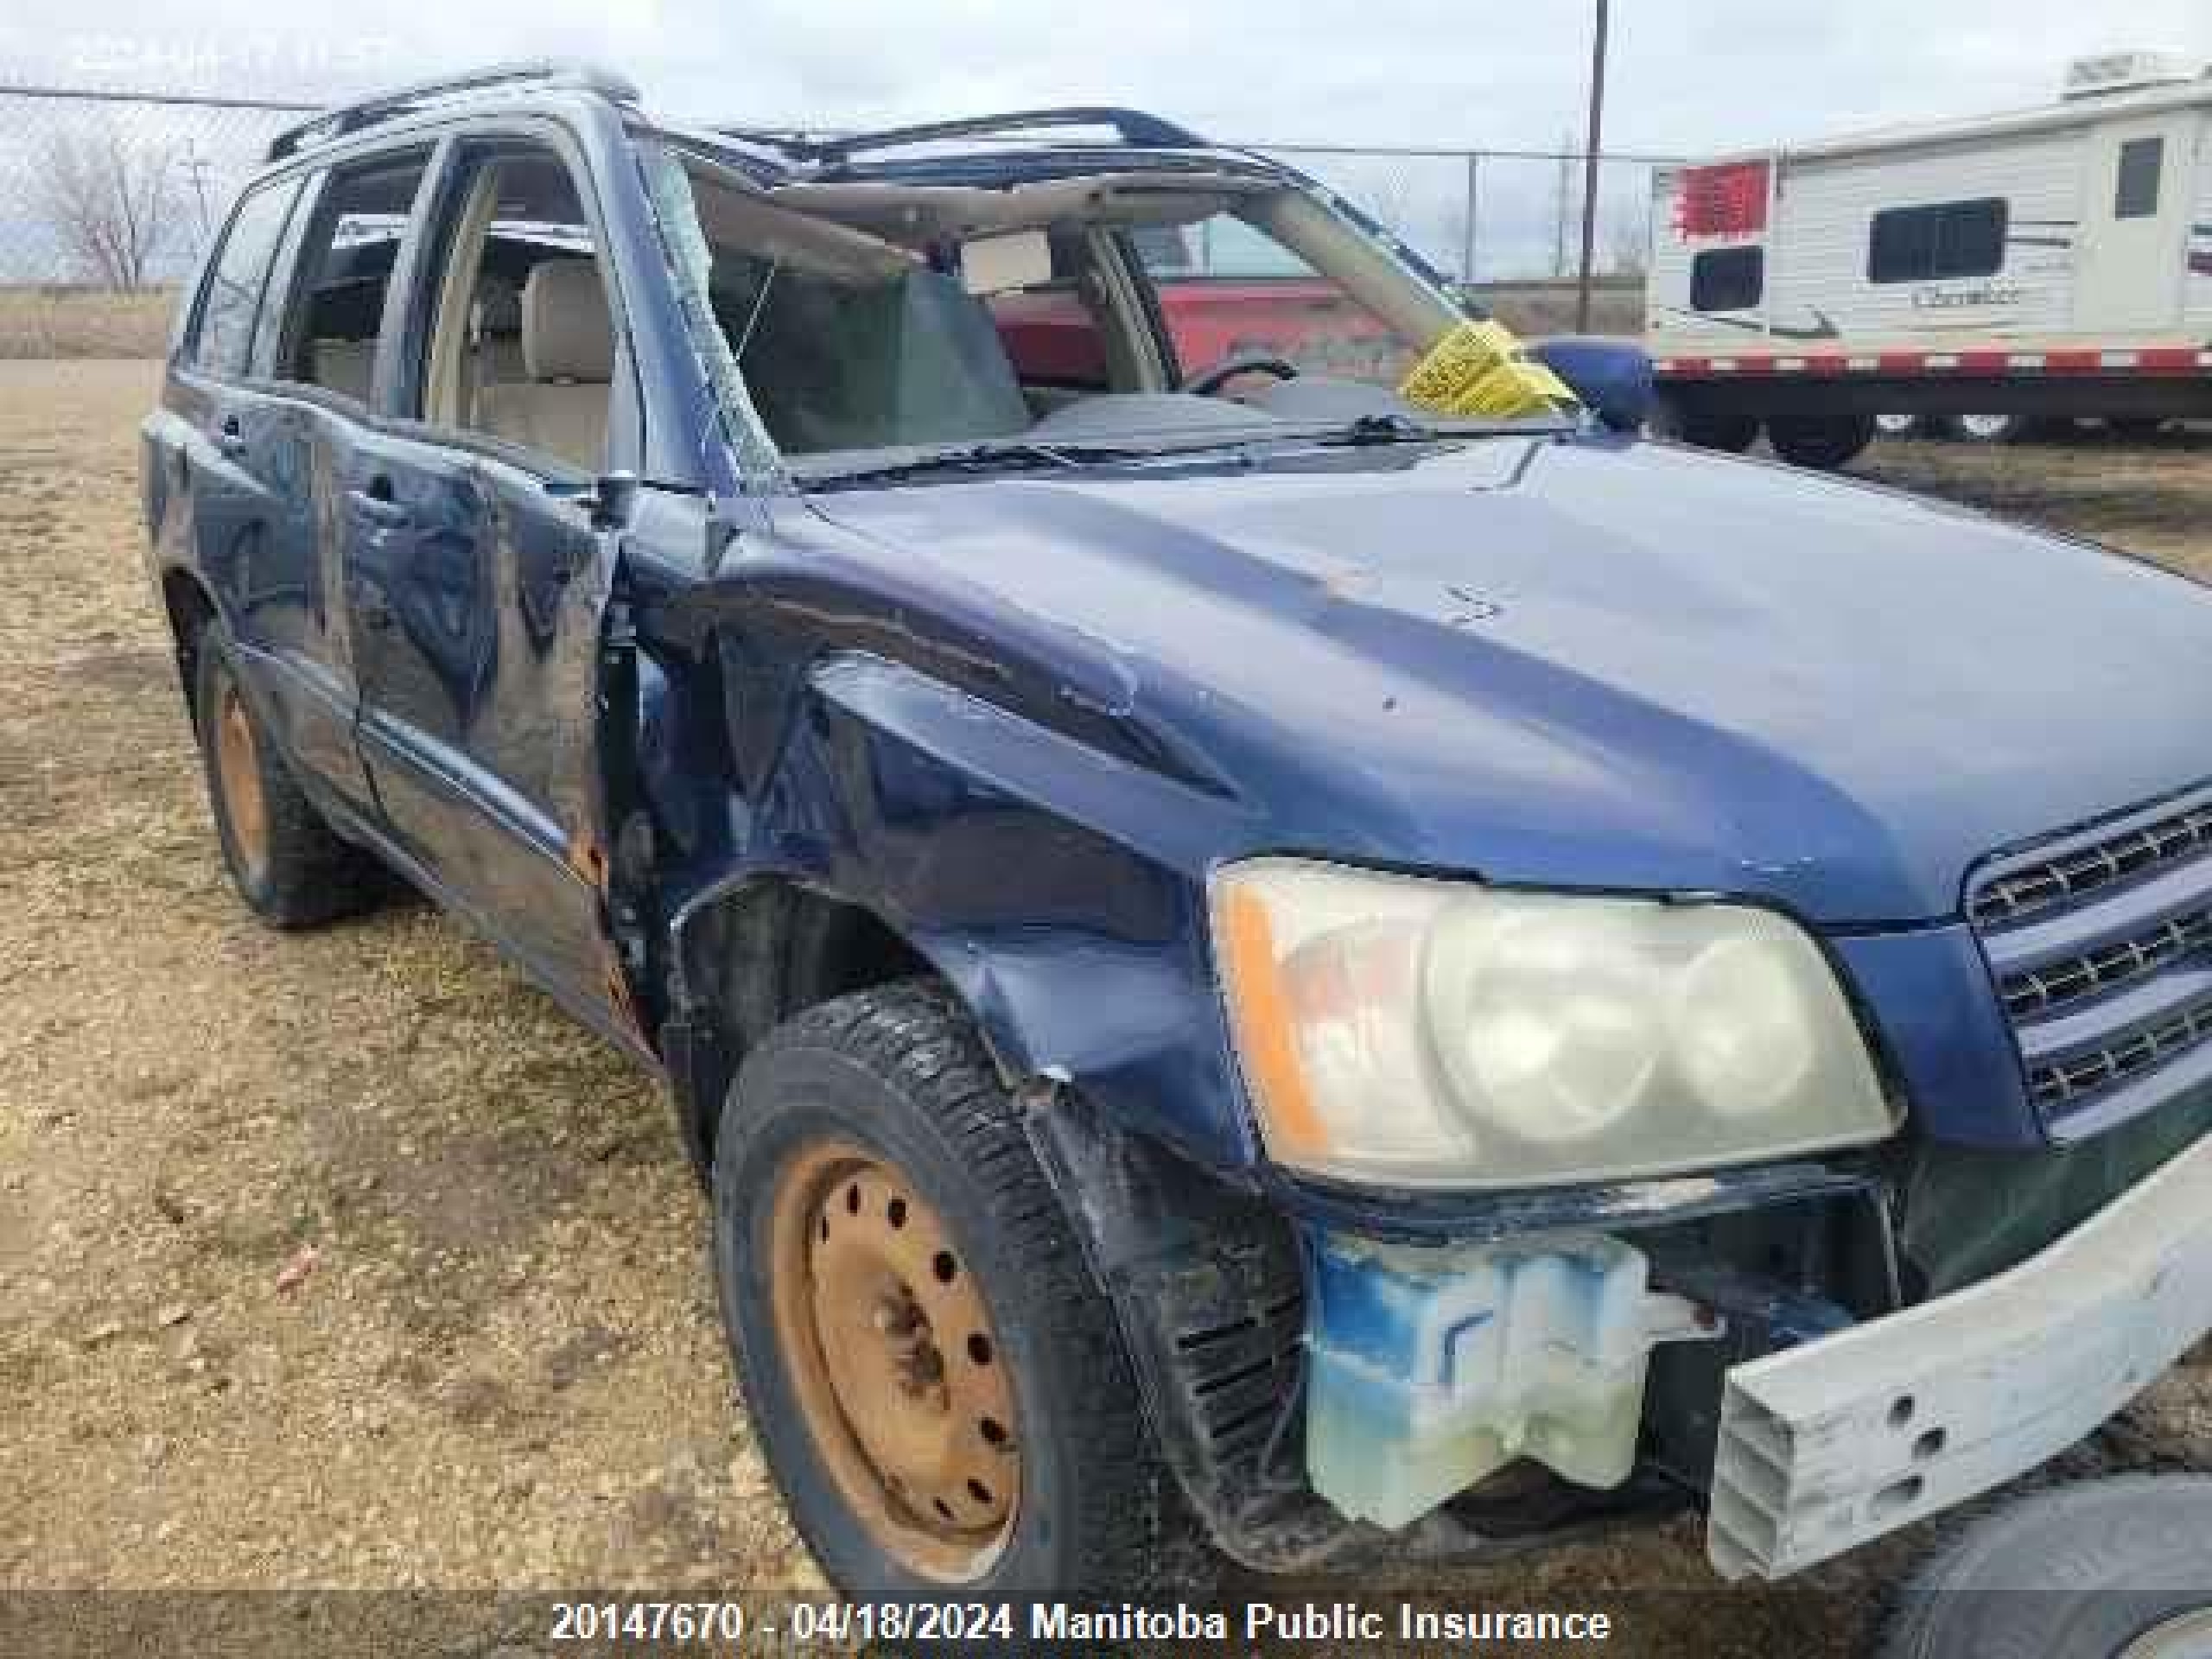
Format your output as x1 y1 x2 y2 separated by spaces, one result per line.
1945 412 2036 444
2107 417 2168 444
1653 396 1760 454
1873 413 1923 440
1881 1477 2212 1658
1765 413 1875 471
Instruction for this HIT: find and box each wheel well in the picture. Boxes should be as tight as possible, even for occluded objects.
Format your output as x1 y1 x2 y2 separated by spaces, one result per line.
161 569 218 730
672 880 936 1159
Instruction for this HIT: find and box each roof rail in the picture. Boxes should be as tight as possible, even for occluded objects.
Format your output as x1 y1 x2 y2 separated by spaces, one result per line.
265 60 640 162
719 105 1209 162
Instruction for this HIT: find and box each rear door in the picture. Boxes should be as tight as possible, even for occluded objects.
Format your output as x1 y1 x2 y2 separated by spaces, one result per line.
154 171 385 811
2075 112 2199 332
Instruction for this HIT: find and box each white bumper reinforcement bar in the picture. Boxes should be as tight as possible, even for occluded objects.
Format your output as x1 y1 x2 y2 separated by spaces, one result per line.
1708 1130 2212 1580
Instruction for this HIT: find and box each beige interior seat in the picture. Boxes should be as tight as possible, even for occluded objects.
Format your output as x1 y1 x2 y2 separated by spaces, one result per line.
472 282 527 390
311 339 376 402
476 260 612 471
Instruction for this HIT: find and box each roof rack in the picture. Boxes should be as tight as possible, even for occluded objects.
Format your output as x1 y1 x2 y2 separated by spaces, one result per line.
716 105 1210 162
266 60 640 162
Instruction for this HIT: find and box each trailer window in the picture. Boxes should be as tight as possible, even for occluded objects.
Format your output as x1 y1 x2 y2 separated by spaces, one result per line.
2115 137 2164 220
1867 199 2007 284
1691 245 1764 312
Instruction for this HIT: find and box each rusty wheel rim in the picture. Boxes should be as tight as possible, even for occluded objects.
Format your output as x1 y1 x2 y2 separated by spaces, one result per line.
769 1141 1020 1582
213 677 270 882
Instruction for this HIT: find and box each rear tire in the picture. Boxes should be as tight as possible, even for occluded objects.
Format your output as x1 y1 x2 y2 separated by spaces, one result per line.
1881 1477 2212 1657
192 620 384 929
710 981 1207 1625
1766 413 1876 471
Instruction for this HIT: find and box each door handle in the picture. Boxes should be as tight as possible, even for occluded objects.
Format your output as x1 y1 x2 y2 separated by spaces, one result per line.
345 486 411 529
215 416 248 459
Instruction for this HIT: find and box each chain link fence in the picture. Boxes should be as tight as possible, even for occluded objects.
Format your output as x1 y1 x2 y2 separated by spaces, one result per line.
0 80 1665 354
0 85 311 353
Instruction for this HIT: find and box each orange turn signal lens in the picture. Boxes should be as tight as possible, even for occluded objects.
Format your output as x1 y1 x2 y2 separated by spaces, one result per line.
1217 882 1330 1160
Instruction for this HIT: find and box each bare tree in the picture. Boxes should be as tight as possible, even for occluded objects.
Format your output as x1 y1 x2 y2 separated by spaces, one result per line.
1604 200 1649 277
37 123 181 291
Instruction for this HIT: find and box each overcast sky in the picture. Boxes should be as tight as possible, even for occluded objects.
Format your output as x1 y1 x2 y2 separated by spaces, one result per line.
10 0 2210 149
6 1 2212 277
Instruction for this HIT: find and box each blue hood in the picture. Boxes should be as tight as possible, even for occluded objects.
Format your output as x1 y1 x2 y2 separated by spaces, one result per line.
808 434 2212 925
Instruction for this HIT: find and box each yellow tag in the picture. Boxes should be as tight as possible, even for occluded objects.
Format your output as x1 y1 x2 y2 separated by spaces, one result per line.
1398 320 1578 419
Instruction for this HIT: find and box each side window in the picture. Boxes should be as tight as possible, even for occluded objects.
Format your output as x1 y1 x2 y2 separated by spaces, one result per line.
1129 210 1412 386
1867 199 2007 284
272 149 433 406
188 179 303 377
416 146 613 474
1690 245 1764 312
2115 137 2164 220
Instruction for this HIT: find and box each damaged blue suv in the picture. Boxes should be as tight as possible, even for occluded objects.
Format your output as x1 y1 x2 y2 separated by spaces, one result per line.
144 61 2212 1615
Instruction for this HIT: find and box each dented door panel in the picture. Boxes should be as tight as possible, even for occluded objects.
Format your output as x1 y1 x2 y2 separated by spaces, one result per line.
344 423 616 1020
160 371 376 813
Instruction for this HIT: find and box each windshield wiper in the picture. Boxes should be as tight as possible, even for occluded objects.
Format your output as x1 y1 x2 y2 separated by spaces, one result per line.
1316 411 1573 445
805 439 1102 486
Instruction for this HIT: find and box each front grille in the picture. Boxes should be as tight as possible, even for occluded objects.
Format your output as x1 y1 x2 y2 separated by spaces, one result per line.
1971 798 2212 929
1969 785 2212 1133
2003 906 2212 1019
2032 991 2212 1109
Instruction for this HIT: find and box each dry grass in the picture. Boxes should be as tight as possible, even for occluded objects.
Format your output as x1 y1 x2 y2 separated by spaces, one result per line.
0 287 177 360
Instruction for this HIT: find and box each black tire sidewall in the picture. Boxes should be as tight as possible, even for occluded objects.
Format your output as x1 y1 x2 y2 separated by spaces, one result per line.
712 1039 1133 1611
1884 1477 2212 1659
1768 414 1876 470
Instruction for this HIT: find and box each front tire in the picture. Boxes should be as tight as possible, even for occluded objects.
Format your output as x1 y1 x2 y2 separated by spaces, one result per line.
710 981 1200 1619
192 620 384 928
1881 1477 2212 1657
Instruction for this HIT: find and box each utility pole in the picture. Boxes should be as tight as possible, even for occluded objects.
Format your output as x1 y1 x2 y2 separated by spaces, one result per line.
1575 0 1611 332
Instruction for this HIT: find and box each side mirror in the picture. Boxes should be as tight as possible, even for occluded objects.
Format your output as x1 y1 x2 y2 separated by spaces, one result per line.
585 469 640 531
1529 337 1655 434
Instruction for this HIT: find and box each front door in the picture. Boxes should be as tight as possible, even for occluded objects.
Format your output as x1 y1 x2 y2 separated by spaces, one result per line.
2075 113 2199 334
341 137 630 1029
342 431 617 1011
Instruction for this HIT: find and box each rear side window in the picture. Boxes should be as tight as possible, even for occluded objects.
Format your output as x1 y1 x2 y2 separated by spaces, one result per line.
272 149 433 406
2115 137 2164 220
189 180 302 376
1691 245 1764 312
1867 199 2007 283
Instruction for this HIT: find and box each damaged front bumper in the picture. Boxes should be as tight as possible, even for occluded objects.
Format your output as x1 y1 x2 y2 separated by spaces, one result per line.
1709 1127 2212 1580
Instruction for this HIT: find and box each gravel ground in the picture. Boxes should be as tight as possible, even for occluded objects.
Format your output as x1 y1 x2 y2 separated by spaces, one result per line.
4 360 2212 1656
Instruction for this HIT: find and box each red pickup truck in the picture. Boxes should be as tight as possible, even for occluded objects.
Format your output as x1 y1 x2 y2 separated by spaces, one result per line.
987 225 1411 388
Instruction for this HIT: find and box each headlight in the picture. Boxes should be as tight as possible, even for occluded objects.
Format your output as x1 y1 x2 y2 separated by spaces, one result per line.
1212 859 1896 1188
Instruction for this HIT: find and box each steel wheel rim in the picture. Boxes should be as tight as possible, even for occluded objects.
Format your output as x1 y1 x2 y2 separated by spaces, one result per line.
2120 1607 2212 1658
214 677 270 881
1957 413 2013 441
768 1140 1020 1581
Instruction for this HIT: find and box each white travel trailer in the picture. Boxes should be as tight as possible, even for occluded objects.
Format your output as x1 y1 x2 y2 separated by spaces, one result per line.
1645 51 2212 467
